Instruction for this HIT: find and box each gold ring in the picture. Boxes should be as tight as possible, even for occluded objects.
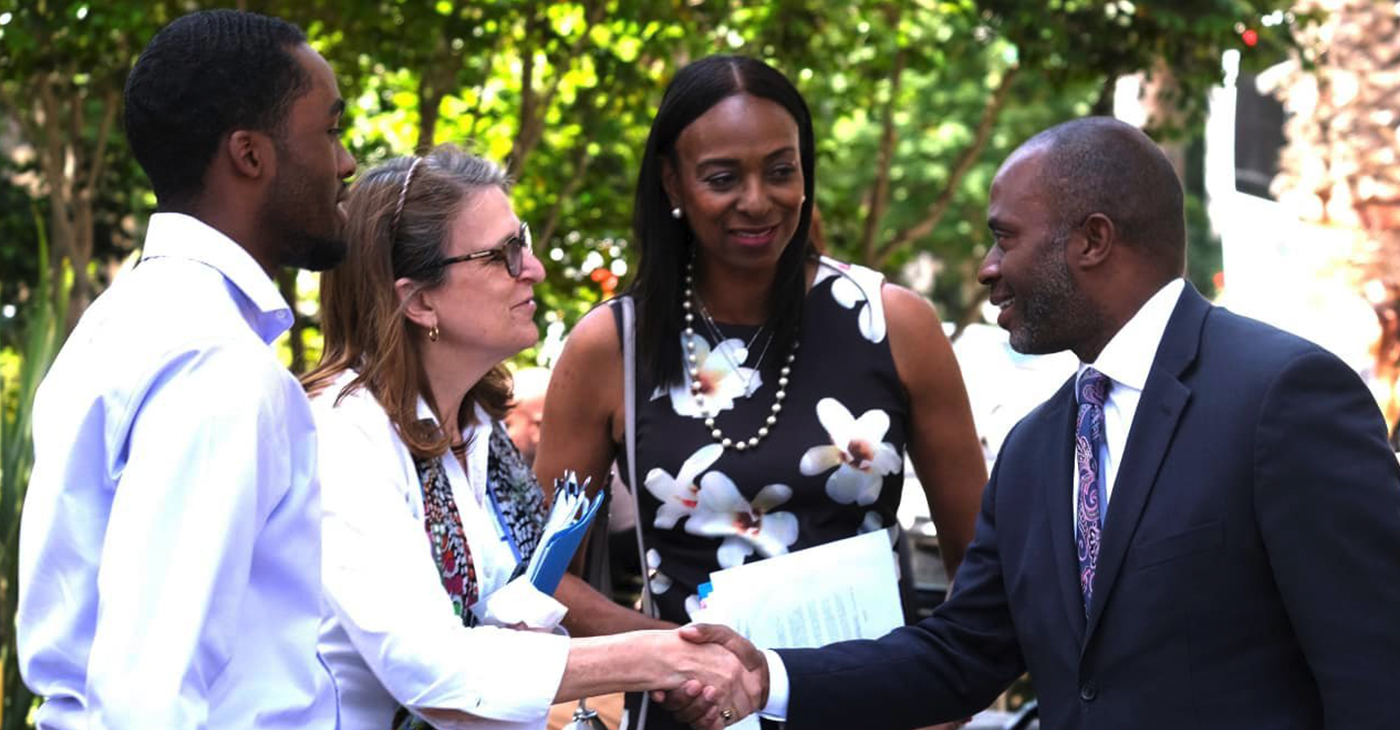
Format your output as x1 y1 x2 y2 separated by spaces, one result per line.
721 709 735 722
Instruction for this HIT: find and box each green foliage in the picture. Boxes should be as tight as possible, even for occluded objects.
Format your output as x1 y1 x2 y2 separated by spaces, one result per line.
979 0 1314 137
0 211 67 730
0 0 1314 343
0 1 1312 719
0 0 165 326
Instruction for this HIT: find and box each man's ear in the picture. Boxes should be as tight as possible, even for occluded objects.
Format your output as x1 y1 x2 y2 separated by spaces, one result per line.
1073 212 1115 270
226 130 274 181
395 277 436 332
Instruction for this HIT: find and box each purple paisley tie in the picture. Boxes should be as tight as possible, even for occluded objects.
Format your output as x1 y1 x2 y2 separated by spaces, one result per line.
1075 367 1111 616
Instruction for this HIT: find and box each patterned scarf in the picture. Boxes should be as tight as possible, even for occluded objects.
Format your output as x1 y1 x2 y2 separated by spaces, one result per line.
393 419 547 729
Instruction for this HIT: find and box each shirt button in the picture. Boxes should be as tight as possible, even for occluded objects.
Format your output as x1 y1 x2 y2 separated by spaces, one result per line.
1080 681 1098 702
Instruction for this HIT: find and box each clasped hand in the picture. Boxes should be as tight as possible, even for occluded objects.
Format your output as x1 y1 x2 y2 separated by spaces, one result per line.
652 624 768 730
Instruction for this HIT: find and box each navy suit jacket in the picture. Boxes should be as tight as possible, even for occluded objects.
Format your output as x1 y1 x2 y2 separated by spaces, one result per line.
779 285 1400 729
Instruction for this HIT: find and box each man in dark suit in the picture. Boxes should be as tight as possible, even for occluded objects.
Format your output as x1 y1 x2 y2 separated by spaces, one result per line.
671 116 1400 730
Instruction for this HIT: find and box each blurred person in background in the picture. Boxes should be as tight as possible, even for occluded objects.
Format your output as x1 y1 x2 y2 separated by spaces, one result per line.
506 366 551 466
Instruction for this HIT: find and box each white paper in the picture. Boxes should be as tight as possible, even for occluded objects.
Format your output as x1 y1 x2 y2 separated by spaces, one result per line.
694 528 903 649
691 530 902 730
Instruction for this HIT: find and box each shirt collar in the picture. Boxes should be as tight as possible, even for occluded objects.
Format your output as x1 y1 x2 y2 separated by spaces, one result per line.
415 395 492 437
1078 278 1185 392
139 213 293 343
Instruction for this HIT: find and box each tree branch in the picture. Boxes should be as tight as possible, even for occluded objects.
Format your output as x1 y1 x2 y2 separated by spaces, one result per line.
875 64 1019 268
537 140 594 248
68 79 84 182
507 13 542 177
858 46 906 266
416 69 446 154
36 75 74 275
1091 73 1115 117
83 89 119 194
508 1 605 176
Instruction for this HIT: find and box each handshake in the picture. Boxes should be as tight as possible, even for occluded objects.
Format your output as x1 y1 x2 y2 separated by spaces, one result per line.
646 624 770 730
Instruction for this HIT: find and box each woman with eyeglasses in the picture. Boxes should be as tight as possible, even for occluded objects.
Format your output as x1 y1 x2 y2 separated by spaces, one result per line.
302 145 759 730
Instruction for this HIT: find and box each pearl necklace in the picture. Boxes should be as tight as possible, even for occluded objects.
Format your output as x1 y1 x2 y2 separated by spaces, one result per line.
683 263 798 452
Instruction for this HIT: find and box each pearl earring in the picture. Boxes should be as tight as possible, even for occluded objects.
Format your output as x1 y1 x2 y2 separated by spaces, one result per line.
671 207 683 220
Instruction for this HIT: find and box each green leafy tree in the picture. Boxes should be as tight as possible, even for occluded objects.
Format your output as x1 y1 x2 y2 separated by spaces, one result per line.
0 1 178 331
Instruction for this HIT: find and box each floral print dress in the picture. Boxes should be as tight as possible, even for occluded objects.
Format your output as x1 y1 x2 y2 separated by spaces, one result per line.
622 257 912 628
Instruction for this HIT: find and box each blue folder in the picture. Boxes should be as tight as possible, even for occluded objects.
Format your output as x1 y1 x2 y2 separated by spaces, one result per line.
525 472 605 595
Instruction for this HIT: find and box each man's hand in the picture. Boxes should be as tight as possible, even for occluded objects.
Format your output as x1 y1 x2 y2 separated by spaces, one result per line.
654 624 769 728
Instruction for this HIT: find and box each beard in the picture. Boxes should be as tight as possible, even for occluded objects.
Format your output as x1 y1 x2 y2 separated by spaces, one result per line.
261 149 348 272
1008 229 1103 356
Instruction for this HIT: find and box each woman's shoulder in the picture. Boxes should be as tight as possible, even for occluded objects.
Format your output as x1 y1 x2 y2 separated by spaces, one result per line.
307 370 418 495
556 298 625 364
806 255 947 353
309 369 398 437
810 256 895 344
813 255 885 292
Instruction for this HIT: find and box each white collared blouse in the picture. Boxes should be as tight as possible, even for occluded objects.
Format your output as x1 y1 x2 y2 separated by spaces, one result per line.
312 370 569 730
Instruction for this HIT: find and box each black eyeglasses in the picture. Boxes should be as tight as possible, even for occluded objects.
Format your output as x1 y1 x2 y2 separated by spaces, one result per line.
434 222 532 278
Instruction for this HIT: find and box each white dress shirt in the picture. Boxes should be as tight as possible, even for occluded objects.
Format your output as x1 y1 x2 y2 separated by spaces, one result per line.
17 213 336 730
312 371 569 730
758 278 1186 721
1069 278 1184 521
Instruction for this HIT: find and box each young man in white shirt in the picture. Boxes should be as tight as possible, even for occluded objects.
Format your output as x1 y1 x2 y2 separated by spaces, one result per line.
17 9 355 729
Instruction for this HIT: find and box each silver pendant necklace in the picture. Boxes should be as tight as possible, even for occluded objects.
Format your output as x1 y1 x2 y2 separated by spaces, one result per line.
694 297 774 395
683 261 797 452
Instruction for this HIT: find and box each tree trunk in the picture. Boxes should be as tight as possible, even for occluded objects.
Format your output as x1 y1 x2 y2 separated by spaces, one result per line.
507 2 605 177
30 73 117 332
416 56 455 154
858 45 906 266
1091 74 1116 116
277 269 307 374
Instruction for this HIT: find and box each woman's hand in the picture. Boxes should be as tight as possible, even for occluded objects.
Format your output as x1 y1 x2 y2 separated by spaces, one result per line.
554 626 762 727
653 624 769 728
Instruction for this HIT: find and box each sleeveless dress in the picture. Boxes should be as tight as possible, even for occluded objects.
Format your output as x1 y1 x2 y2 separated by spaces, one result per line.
622 256 913 630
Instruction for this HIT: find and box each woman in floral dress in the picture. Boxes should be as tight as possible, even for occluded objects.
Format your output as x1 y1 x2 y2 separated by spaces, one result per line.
534 56 988 729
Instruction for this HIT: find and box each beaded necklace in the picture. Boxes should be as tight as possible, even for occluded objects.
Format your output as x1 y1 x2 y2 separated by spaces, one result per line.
682 261 797 452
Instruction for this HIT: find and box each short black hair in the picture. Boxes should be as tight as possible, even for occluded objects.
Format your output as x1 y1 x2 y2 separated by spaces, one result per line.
630 55 817 389
1024 116 1186 272
123 10 309 210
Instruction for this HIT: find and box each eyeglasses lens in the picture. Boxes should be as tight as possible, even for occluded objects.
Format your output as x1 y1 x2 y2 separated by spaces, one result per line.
507 224 531 278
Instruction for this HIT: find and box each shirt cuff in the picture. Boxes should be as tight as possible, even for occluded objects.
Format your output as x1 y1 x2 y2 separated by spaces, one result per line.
758 649 790 721
409 626 570 723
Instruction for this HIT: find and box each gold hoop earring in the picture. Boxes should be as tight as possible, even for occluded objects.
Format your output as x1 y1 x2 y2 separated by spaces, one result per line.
428 323 439 342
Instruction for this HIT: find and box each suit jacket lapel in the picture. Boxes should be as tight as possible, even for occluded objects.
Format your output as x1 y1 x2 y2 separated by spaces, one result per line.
1084 284 1208 642
1038 379 1088 640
